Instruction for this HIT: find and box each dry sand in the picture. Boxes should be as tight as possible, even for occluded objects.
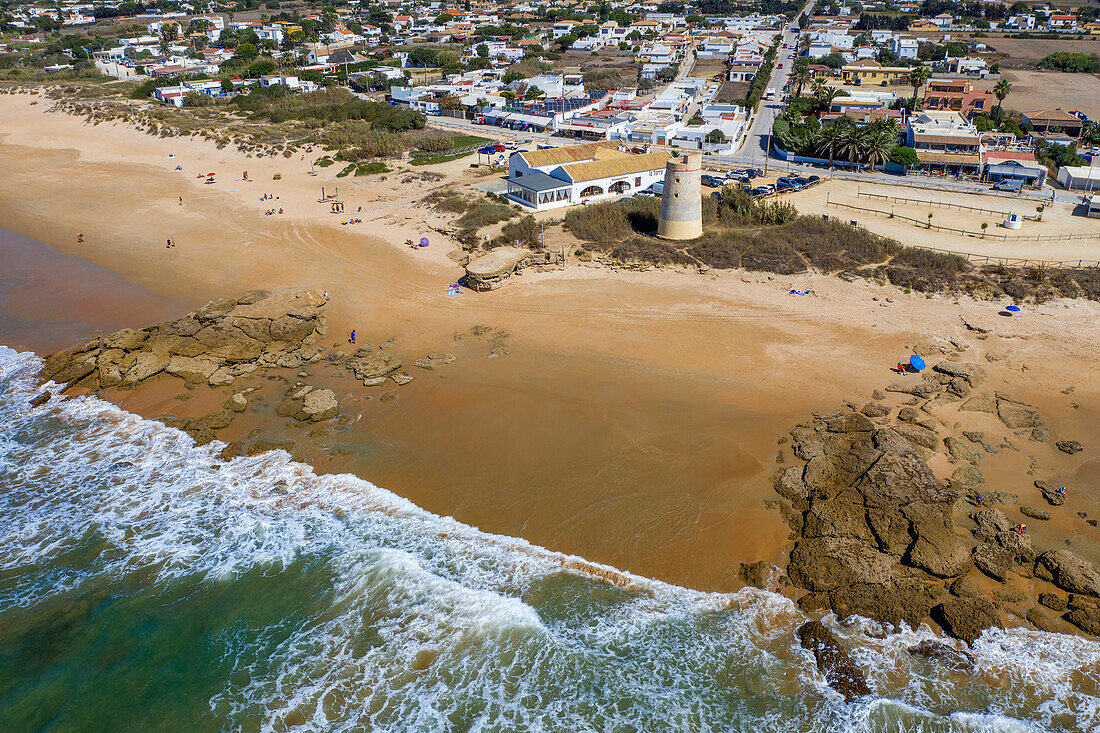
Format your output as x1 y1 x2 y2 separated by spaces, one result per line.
1 91 1097 590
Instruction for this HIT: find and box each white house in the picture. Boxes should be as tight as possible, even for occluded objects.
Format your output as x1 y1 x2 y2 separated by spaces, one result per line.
506 140 670 210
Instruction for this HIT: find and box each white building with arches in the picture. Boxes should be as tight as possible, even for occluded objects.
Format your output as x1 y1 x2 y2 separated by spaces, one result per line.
506 141 670 211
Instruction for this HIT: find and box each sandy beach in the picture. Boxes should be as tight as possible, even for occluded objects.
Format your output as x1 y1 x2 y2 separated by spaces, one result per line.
1 90 1097 592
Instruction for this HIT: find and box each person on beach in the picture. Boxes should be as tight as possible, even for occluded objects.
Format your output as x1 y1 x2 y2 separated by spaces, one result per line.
1058 486 1066 498
178 196 183 206
323 291 329 301
166 238 171 248
349 330 356 344
976 495 984 508
77 232 84 243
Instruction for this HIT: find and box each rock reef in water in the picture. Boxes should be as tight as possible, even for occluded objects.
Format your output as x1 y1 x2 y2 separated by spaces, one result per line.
39 290 328 391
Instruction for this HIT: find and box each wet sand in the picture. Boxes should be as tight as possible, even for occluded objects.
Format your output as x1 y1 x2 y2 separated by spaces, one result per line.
1 91 1097 589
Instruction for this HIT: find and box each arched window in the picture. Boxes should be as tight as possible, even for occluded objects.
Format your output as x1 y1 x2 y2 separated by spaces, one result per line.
580 185 604 197
609 180 630 193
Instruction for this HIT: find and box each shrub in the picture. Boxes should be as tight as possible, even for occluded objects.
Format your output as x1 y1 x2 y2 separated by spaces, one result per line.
183 91 216 107
493 215 542 248
562 198 659 242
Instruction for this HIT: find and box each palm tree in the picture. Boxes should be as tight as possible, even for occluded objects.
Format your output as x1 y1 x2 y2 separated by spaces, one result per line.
862 129 896 170
817 87 845 112
839 126 864 168
811 77 829 98
791 57 812 97
815 125 842 168
907 65 931 107
993 79 1012 124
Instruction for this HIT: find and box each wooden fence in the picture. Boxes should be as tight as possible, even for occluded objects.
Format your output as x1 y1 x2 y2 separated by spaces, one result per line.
855 189 1038 220
825 196 1096 246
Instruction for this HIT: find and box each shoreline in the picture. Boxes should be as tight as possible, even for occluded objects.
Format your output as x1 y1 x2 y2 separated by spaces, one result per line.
1 90 1097 597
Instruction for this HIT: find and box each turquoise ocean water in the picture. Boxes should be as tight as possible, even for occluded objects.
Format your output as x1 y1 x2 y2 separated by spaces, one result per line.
1 346 1098 732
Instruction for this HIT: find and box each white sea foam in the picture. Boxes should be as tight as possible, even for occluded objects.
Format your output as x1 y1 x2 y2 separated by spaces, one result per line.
1 345 1097 732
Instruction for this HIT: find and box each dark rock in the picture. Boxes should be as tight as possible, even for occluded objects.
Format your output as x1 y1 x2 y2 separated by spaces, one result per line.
787 536 896 591
906 518 973 578
1028 428 1050 444
907 639 975 672
1069 594 1100 611
996 398 1041 429
932 361 984 386
932 597 1002 645
796 621 872 703
774 466 810 506
972 543 1013 582
187 409 235 432
959 394 996 413
1056 440 1083 455
1026 607 1076 635
947 378 971 397
963 431 985 444
822 411 876 433
738 561 784 590
29 391 51 408
1039 593 1067 611
897 407 918 422
797 591 832 613
944 436 982 463
1066 606 1100 635
1035 551 1100 597
893 423 938 452
1019 506 1051 521
971 508 1013 542
346 351 402 381
948 576 981 598
885 381 940 397
950 464 984 488
861 402 889 418
802 493 875 541
830 579 937 628
871 389 886 400
1036 480 1066 507
276 384 339 423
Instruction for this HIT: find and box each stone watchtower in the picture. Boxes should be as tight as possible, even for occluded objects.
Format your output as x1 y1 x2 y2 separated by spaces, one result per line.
657 153 703 240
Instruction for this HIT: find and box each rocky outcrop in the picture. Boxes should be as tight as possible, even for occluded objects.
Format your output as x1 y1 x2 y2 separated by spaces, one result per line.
276 384 339 423
1035 551 1100 597
771 361 1098 642
39 290 327 391
796 621 871 702
932 597 1002 646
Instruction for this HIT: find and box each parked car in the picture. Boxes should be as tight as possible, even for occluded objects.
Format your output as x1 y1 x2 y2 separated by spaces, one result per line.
793 177 814 186
749 186 770 197
490 143 506 152
645 182 665 196
745 168 760 179
806 175 820 183
701 174 725 188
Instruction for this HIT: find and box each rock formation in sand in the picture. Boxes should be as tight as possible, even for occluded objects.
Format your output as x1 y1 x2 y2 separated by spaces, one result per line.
39 290 328 391
768 352 1095 644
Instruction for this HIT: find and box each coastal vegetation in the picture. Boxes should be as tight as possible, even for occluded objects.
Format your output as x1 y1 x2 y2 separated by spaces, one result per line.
558 195 1100 302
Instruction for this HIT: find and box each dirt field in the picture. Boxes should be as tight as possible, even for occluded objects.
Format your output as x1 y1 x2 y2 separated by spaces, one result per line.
999 70 1100 118
982 36 1100 67
688 59 728 80
715 80 751 103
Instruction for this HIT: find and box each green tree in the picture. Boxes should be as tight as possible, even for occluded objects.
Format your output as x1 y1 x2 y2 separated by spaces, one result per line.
791 57 811 97
235 42 259 61
705 128 727 144
476 43 489 57
992 79 1012 123
815 124 842 167
889 145 920 167
907 65 930 106
839 125 864 167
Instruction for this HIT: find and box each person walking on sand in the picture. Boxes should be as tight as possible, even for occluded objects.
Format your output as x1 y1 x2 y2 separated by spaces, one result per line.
323 291 329 301
349 330 356 344
179 196 183 206
77 232 84 243
167 238 171 249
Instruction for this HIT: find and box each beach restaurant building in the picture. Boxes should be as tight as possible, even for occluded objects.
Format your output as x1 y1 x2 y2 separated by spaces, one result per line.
506 141 670 211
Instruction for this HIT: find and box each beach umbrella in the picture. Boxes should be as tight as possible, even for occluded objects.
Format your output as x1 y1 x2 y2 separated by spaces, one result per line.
909 355 926 371
1006 305 1020 312
419 237 429 247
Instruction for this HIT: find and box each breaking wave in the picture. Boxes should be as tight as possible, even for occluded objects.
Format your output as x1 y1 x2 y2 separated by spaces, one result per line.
0 346 1096 731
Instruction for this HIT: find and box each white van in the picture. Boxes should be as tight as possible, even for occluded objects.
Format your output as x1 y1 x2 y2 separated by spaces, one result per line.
764 88 777 101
